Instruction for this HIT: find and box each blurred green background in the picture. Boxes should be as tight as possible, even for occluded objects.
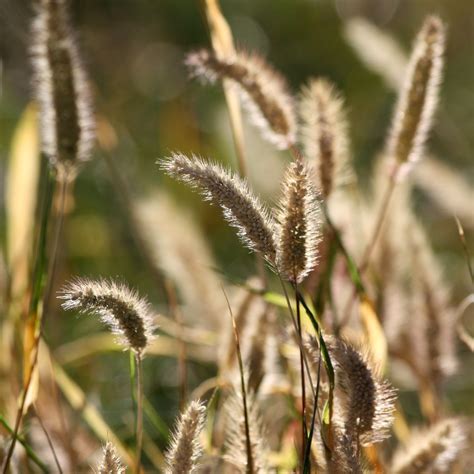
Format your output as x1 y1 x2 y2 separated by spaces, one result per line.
1 0 473 458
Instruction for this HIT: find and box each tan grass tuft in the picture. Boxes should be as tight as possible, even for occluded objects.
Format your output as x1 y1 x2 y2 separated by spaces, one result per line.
390 418 467 474
59 278 155 356
276 158 321 284
165 400 207 474
186 49 296 149
31 0 95 177
97 442 125 474
386 15 445 172
160 153 276 263
299 78 350 199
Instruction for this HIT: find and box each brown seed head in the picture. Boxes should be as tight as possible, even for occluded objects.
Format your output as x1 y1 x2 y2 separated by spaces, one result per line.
276 158 321 283
59 278 155 356
386 15 445 171
186 49 296 149
160 153 277 263
300 78 350 198
97 442 125 474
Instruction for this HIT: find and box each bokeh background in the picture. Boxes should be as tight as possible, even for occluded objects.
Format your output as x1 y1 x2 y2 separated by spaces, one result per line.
1 0 473 462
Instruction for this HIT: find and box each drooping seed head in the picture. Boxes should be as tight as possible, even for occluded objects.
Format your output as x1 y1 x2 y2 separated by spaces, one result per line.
160 153 277 263
97 442 125 474
276 158 321 284
299 78 350 199
59 278 155 356
390 418 467 474
165 400 207 474
31 0 95 177
386 15 445 172
186 49 296 150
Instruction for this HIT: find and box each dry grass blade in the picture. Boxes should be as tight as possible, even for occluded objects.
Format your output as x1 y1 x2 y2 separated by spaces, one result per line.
160 153 276 262
185 49 296 149
164 400 207 474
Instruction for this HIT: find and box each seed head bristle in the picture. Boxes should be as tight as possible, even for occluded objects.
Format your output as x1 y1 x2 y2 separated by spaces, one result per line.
97 442 125 474
160 153 277 263
165 400 207 474
276 158 321 284
59 278 155 356
299 78 350 198
224 389 270 473
31 0 95 177
185 49 296 149
386 15 445 171
310 336 397 446
390 418 467 474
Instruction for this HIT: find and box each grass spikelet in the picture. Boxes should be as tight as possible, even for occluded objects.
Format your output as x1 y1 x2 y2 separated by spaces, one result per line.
223 390 271 473
386 15 445 171
165 400 207 474
31 0 95 177
299 79 350 199
59 278 155 356
325 337 397 445
185 49 296 149
276 158 321 284
97 442 125 474
160 153 276 262
390 418 467 474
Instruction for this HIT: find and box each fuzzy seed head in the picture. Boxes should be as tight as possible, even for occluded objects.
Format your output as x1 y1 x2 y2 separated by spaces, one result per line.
387 15 445 170
59 278 155 355
97 442 125 474
31 0 95 176
165 400 207 474
318 337 397 446
391 418 467 474
186 49 296 149
160 153 277 263
300 78 350 198
276 158 321 283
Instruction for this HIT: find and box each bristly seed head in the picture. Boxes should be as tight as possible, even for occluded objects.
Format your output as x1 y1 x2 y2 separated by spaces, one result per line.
185 49 296 150
165 400 207 474
386 15 445 173
31 0 95 178
160 153 277 263
276 158 321 284
59 278 155 356
97 442 125 474
299 78 350 199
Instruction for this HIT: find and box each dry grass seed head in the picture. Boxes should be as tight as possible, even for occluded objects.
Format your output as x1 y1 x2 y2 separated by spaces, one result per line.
299 78 350 199
31 0 95 177
186 49 296 150
276 158 321 284
165 400 207 474
59 278 155 356
97 442 125 474
386 15 445 170
224 389 272 473
160 153 277 263
390 418 467 474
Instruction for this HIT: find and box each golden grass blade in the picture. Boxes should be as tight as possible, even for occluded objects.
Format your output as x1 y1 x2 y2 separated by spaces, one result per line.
51 358 134 468
359 295 388 369
6 103 40 306
202 0 247 176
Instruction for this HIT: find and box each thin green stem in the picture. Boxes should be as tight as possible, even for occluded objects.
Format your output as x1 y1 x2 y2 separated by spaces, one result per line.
134 354 144 474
